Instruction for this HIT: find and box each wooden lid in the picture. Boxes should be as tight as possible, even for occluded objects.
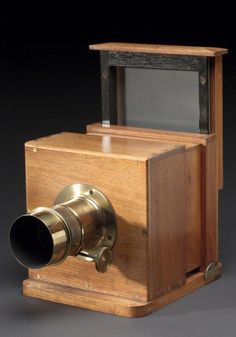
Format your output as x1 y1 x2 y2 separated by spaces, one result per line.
89 42 228 57
26 132 184 161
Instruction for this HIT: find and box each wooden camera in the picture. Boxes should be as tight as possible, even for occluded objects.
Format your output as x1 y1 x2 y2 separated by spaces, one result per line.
10 43 228 317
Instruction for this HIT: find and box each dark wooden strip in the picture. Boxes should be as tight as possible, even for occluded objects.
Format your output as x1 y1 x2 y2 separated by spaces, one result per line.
108 52 204 71
199 57 210 134
100 52 117 124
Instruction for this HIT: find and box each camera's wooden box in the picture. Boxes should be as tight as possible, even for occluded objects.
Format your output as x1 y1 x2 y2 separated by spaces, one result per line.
22 43 227 317
24 129 215 317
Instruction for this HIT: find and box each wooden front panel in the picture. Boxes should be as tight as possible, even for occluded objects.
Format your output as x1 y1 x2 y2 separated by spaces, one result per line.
25 145 149 301
148 150 186 299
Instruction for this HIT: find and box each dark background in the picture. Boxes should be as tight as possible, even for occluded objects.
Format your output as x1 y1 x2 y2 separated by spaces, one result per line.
1 5 236 337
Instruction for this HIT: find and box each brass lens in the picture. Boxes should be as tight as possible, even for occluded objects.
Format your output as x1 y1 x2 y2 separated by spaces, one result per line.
9 183 117 272
10 215 54 268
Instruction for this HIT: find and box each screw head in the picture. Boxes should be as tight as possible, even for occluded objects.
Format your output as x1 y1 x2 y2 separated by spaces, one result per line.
200 75 206 85
95 247 112 273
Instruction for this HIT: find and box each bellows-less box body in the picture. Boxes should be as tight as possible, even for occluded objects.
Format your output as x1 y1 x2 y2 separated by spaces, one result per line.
10 43 228 317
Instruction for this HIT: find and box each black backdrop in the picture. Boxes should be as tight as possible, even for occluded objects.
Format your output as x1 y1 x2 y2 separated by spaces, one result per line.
1 5 236 337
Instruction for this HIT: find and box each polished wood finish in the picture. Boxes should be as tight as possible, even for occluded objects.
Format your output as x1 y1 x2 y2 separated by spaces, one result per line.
22 128 220 316
25 132 185 304
90 43 228 57
148 151 186 298
26 132 181 160
87 123 215 273
26 134 149 302
87 123 215 145
87 125 202 273
210 56 224 189
201 140 218 268
23 269 221 317
185 146 202 272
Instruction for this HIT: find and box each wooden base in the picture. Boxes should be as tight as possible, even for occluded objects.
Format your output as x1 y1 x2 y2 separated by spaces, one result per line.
23 271 220 318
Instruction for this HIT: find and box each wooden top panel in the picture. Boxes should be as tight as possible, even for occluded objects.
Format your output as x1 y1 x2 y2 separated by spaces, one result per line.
89 42 228 57
26 132 183 161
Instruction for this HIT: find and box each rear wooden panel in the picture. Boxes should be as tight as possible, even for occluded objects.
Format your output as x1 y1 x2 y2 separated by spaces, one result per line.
25 145 149 301
210 56 223 190
185 146 202 272
148 150 186 299
87 123 214 146
201 139 218 268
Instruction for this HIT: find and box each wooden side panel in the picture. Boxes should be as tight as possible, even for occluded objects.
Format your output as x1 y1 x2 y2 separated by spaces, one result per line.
148 150 186 299
87 127 203 274
25 145 149 301
210 56 223 190
185 146 202 272
201 139 218 268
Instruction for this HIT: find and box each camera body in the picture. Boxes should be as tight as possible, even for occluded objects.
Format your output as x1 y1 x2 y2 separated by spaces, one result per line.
11 43 227 317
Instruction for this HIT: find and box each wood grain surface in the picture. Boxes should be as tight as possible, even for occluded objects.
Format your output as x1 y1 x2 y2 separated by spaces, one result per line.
89 42 228 57
23 130 219 316
210 56 224 189
87 125 205 274
23 268 221 317
25 133 183 302
148 150 186 298
201 139 218 268
87 123 215 145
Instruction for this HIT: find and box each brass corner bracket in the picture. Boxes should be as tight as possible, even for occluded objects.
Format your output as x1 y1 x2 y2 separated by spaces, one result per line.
204 262 222 282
